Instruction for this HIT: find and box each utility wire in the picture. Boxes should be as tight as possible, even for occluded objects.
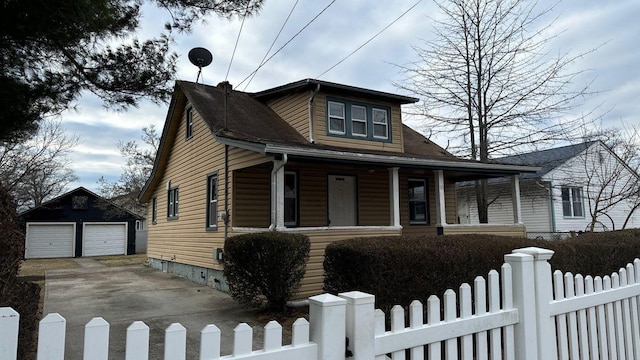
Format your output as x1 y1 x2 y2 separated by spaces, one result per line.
237 0 337 88
316 0 422 79
243 0 300 91
226 0 253 81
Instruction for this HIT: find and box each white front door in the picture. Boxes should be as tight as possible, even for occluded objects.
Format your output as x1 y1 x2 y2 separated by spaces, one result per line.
328 175 357 226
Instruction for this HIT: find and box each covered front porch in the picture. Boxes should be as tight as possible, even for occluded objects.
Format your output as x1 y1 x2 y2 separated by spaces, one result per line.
229 155 531 298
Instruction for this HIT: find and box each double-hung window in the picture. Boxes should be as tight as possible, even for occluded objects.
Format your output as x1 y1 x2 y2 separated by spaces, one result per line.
186 107 194 139
206 174 218 229
167 187 179 219
561 187 584 217
328 101 346 134
372 108 388 139
409 179 428 224
326 98 391 142
351 105 367 137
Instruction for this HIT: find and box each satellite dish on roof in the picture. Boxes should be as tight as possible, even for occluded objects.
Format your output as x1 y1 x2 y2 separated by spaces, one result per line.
188 47 213 83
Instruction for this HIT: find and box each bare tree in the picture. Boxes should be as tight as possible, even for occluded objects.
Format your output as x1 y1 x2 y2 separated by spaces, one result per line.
98 125 159 216
0 120 79 210
578 127 640 231
397 0 597 222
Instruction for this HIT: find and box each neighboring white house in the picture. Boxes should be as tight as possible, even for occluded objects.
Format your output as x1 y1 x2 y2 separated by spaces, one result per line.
457 141 640 238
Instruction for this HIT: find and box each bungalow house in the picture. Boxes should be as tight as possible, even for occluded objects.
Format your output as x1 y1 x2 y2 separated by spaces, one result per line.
457 141 640 239
138 79 538 297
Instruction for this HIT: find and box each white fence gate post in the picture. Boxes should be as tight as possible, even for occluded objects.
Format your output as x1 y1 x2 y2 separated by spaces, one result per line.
37 313 66 360
513 247 558 360
340 291 375 360
309 293 347 360
0 307 19 360
504 251 539 360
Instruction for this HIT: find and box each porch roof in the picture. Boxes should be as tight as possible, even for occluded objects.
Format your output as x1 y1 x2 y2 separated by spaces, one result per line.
216 135 540 180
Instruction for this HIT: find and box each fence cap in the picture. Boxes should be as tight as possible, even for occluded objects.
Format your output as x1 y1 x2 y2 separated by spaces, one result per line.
338 291 375 305
309 293 347 307
512 247 554 261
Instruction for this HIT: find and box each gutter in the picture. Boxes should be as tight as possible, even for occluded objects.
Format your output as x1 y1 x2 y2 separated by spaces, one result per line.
264 144 540 174
307 83 320 143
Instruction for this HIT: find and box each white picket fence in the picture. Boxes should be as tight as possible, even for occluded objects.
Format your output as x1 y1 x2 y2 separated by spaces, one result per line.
2 246 640 359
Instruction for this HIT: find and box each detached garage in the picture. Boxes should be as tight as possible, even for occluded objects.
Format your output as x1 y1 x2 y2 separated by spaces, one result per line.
21 187 141 259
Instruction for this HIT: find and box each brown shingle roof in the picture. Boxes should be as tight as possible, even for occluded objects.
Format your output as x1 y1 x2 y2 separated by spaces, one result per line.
178 81 308 146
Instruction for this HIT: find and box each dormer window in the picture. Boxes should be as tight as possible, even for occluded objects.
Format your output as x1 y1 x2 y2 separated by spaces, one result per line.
326 97 391 143
328 102 345 134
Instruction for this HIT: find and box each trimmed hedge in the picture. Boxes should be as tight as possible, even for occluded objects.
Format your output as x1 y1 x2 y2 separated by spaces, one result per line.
224 231 310 311
324 231 640 312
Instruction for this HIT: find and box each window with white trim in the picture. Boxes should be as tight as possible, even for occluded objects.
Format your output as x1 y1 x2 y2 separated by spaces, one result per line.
409 179 429 224
372 108 388 139
328 101 345 134
351 105 367 137
561 187 584 218
207 174 218 229
167 187 179 219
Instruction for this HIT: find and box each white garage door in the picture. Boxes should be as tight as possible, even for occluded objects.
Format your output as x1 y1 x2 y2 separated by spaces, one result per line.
83 223 127 256
25 223 75 259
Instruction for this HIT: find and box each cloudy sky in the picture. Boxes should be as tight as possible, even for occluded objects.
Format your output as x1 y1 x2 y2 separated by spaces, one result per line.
60 0 640 192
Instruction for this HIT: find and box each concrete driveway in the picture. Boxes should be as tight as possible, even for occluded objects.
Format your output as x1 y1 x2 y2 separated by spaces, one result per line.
43 259 262 359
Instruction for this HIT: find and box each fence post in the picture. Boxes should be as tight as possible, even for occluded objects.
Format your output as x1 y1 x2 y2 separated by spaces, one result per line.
309 293 347 360
504 252 538 360
37 313 66 360
340 291 375 360
84 317 109 360
0 307 19 360
513 247 557 360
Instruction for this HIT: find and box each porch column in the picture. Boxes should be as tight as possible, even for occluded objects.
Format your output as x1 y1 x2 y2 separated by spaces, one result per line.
388 167 400 227
434 170 447 227
271 157 287 230
511 175 523 224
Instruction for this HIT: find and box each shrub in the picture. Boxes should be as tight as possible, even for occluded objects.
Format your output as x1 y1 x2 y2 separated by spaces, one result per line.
323 231 640 313
224 231 310 311
0 187 40 359
323 234 541 312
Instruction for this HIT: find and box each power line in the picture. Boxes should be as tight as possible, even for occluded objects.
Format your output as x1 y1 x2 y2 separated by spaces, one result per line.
237 0 337 88
242 0 300 91
316 0 422 79
226 0 253 81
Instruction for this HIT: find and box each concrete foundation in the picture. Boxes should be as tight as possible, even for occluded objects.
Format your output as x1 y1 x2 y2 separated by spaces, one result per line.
148 258 229 292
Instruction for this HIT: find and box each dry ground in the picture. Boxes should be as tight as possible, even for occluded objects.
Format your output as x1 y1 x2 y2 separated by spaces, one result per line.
18 253 149 318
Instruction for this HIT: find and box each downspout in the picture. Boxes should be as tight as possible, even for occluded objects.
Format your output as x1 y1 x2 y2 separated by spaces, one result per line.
223 82 230 241
307 84 320 143
269 154 288 230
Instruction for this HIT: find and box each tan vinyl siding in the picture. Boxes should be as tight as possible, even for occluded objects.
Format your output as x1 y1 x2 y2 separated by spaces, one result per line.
146 104 228 270
230 227 403 299
312 93 404 152
265 91 311 139
233 165 270 227
228 147 271 170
